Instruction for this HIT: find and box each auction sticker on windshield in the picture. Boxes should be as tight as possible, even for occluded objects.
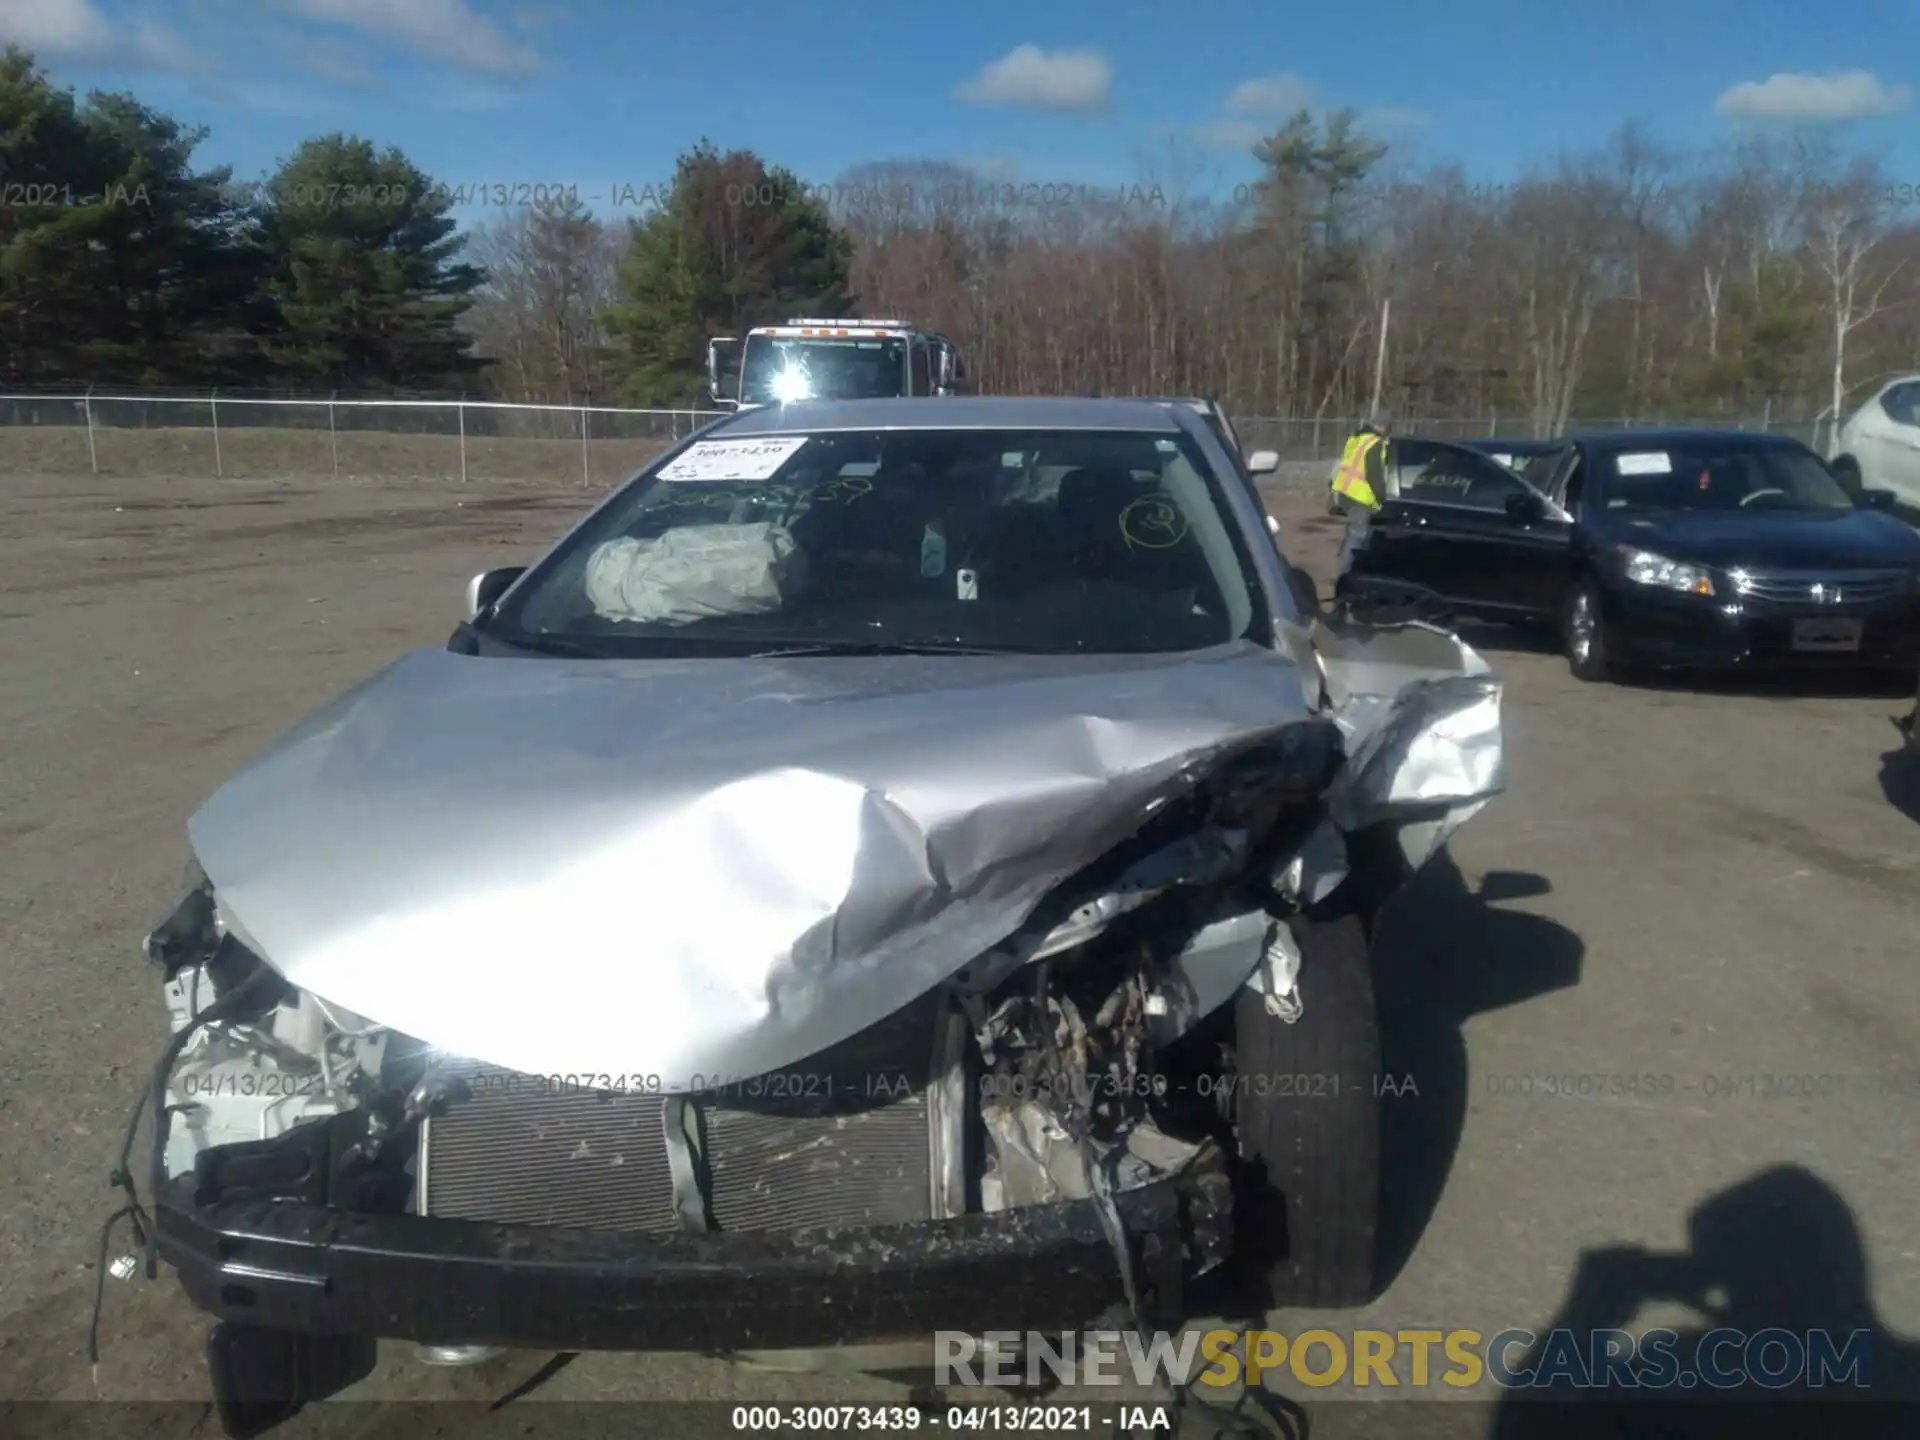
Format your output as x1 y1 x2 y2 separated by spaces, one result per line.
1615 451 1672 475
658 437 810 482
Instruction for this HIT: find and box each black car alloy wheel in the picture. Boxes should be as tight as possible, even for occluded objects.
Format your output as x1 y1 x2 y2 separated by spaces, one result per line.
1564 579 1610 683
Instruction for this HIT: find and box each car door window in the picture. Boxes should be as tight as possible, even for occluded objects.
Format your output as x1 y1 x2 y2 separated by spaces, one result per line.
1202 414 1240 468
1214 407 1245 457
1879 383 1920 427
1385 440 1442 497
1396 444 1530 512
1522 448 1568 493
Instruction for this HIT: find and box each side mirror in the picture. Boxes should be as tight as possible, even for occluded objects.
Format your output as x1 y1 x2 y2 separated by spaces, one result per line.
1504 491 1545 523
934 346 955 394
707 338 740 405
465 566 526 622
1862 488 1898 510
1246 449 1281 476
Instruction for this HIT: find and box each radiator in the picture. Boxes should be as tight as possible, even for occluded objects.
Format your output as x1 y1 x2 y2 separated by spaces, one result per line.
418 993 964 1234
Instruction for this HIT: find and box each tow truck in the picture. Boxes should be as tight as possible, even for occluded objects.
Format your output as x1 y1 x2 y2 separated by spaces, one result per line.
707 320 967 409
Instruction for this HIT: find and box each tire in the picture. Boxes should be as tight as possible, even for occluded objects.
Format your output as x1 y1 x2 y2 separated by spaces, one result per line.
1231 913 1380 1308
1563 577 1611 683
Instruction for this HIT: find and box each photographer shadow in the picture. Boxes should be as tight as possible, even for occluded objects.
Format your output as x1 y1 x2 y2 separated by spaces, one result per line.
1490 1164 1920 1439
1370 848 1585 1294
1882 708 1919 827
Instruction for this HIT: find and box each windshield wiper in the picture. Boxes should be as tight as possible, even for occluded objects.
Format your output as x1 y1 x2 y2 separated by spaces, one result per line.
504 631 616 659
746 639 1045 658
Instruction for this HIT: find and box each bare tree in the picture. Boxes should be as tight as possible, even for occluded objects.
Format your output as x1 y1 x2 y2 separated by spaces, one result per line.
796 122 1920 434
1800 159 1903 449
468 193 624 404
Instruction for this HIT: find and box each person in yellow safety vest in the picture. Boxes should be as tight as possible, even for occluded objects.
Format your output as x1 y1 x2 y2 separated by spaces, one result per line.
1328 413 1391 515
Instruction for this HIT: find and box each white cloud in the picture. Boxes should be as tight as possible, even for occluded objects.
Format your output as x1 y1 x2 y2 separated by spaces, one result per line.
299 35 383 87
288 0 541 76
1195 119 1264 151
1201 75 1430 148
1223 71 1316 115
0 0 205 71
191 76 340 115
1713 70 1910 122
954 45 1111 112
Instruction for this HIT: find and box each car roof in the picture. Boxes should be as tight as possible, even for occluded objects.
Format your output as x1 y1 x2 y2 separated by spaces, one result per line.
1456 436 1561 451
714 396 1184 434
1395 433 1546 451
1562 426 1805 450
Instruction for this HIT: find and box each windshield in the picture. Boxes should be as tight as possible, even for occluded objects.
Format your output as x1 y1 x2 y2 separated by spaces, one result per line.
491 427 1268 656
1597 441 1855 513
739 336 907 405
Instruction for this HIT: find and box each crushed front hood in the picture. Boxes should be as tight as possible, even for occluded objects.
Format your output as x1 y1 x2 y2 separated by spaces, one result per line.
191 630 1501 1084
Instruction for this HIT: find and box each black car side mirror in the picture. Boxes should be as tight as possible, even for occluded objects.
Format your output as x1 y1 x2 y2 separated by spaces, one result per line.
1504 491 1545 523
1862 488 1898 511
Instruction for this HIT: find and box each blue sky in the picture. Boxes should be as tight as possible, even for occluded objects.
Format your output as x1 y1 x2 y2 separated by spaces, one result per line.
6 0 1917 225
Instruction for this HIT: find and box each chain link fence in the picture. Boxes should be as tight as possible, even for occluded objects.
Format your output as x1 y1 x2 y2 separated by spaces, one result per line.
1236 414 1827 464
0 391 1832 483
0 394 727 487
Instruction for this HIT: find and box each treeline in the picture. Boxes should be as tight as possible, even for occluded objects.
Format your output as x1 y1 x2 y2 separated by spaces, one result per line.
8 42 1920 431
465 122 1920 433
0 48 482 394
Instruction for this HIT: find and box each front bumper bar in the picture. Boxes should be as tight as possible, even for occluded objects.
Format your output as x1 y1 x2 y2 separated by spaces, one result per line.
156 1171 1220 1353
1606 588 1920 671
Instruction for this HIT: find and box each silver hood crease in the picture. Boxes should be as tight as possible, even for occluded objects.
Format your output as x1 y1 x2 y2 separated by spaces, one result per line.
189 622 1504 1083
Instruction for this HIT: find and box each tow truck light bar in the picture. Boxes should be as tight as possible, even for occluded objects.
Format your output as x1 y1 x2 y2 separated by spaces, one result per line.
783 318 910 329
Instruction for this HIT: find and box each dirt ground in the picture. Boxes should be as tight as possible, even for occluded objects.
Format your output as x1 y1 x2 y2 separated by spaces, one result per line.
1 461 1917 1437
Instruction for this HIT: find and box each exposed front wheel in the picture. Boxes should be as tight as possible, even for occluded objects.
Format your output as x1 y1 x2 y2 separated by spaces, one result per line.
1563 579 1611 683
1231 913 1381 1308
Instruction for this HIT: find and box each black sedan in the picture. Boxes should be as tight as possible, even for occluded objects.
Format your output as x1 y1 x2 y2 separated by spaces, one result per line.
1335 428 1920 683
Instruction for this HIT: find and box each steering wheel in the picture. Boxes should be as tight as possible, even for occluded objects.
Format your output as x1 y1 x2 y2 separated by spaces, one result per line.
1738 488 1787 508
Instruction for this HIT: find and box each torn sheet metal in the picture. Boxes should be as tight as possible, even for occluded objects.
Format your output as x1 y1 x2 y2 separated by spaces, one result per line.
1312 614 1505 873
188 618 1502 1086
982 1104 1091 1209
1270 817 1349 908
1245 920 1304 1022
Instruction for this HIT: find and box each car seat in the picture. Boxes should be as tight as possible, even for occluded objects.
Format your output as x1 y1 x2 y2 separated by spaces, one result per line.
1055 465 1143 583
1056 465 1208 602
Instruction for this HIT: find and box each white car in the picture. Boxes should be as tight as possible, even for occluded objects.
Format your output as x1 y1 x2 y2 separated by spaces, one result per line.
1833 375 1920 509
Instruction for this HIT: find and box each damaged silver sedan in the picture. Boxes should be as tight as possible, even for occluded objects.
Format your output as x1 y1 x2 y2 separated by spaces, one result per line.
121 397 1503 1434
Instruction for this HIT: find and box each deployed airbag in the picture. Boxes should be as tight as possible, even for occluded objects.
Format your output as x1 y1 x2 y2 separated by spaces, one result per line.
584 522 805 625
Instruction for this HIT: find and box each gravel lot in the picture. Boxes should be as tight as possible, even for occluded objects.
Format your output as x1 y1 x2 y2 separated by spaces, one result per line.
1 459 1917 1437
